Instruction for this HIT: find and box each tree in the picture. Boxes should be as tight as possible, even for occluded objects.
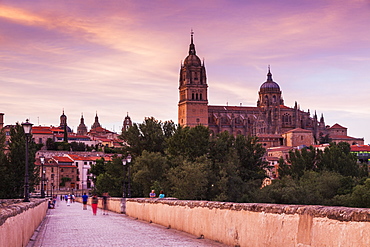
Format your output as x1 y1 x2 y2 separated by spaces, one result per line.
0 129 10 198
235 135 267 181
321 142 359 177
91 157 124 196
166 125 210 161
347 178 370 208
46 138 56 150
120 117 174 156
280 146 322 179
166 155 210 200
5 124 37 198
131 151 168 197
89 158 107 185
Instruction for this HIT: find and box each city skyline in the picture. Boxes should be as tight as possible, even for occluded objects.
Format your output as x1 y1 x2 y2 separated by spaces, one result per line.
1 0 369 142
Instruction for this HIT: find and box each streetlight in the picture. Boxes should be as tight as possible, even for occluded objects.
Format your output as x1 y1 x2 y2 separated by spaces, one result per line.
22 119 33 202
122 158 127 198
40 155 45 198
126 154 132 198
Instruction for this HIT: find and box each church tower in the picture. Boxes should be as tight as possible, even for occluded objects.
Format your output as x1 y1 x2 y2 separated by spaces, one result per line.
178 31 208 127
122 113 132 132
77 113 88 135
59 109 71 132
257 68 284 134
91 112 101 129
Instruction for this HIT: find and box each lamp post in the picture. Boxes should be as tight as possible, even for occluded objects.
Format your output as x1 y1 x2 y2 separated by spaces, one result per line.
40 155 45 198
122 158 127 198
126 154 132 198
22 119 33 202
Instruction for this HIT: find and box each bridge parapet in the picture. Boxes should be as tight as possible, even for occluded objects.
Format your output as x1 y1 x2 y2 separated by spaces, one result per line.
0 199 48 247
125 198 370 247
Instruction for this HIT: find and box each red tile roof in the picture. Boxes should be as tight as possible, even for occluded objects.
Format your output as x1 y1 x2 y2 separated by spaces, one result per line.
53 156 73 163
351 145 370 152
284 128 312 134
330 123 347 129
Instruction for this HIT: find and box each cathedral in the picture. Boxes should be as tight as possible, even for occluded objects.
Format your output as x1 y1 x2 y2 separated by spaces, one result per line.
178 33 364 148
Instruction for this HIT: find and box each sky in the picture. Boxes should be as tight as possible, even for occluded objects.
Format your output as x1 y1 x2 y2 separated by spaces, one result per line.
1 0 370 143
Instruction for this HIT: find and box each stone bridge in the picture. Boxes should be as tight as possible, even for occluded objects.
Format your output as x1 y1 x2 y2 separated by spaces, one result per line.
1 197 369 247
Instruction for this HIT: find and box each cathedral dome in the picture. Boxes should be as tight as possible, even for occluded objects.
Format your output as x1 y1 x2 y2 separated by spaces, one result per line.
183 31 202 67
259 68 280 93
184 54 201 67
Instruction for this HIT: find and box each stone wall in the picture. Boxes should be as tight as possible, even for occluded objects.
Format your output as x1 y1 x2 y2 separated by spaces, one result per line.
125 199 370 247
0 199 48 247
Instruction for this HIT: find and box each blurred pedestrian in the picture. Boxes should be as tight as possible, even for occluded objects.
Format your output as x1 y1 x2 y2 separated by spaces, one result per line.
149 190 156 198
67 194 71 206
91 194 98 215
102 192 109 215
82 193 89 210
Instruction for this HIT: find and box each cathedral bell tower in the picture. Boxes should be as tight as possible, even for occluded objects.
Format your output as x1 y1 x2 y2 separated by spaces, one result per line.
257 67 284 134
178 31 208 127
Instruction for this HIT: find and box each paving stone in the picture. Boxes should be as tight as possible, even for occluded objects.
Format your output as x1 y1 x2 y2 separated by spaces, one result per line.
27 198 227 247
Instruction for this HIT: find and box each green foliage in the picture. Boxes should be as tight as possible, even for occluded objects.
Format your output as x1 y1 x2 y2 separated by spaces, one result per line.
56 142 70 151
280 146 322 179
166 156 210 200
120 117 175 156
46 138 56 150
70 142 87 151
1 124 37 199
166 125 210 160
235 135 267 181
90 157 125 197
89 158 107 184
320 142 359 177
60 177 71 186
0 129 10 198
131 151 168 197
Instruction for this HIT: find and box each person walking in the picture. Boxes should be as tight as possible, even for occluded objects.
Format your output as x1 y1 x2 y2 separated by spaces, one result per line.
91 194 98 215
66 194 71 206
102 192 109 215
82 193 89 210
149 190 156 198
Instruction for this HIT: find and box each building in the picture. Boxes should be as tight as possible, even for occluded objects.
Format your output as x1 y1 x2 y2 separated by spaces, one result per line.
178 33 363 147
77 113 88 135
0 113 4 129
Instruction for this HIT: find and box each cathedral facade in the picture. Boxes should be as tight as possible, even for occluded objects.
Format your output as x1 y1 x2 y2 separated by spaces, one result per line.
178 33 363 148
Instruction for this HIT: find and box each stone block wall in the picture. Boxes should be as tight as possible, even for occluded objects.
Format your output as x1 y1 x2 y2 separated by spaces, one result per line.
125 199 370 247
0 199 48 247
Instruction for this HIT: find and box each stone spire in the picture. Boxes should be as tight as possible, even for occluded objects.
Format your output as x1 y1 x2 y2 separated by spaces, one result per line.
77 113 88 135
91 112 101 129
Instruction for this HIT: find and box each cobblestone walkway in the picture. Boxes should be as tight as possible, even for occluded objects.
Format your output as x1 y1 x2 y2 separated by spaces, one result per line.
27 198 227 247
